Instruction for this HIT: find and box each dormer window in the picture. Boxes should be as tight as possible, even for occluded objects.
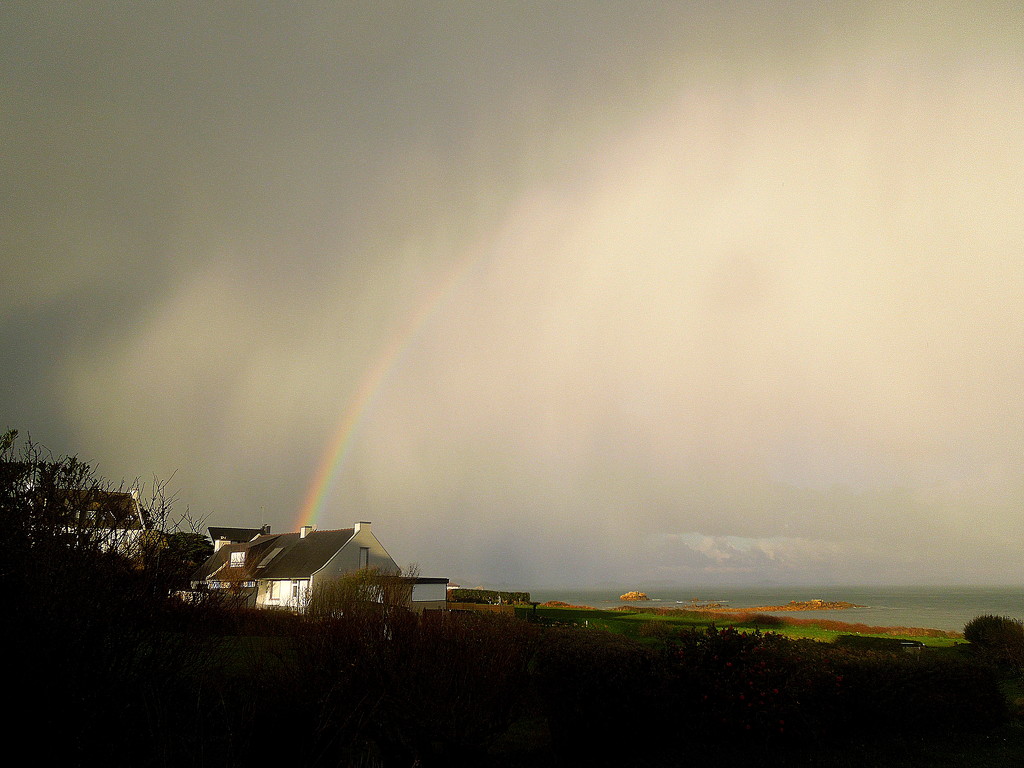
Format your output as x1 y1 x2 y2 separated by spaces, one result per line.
230 551 246 568
257 547 283 568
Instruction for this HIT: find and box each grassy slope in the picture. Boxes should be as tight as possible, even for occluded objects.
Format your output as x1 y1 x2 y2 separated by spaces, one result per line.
516 604 964 647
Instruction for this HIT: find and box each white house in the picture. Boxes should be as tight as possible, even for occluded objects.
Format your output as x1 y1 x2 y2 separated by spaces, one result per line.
55 487 152 557
192 522 448 611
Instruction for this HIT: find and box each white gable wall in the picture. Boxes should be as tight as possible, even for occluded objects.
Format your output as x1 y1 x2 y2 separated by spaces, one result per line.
311 522 399 590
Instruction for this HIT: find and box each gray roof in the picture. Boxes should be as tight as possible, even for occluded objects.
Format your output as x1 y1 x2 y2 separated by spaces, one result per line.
194 528 356 582
256 529 356 579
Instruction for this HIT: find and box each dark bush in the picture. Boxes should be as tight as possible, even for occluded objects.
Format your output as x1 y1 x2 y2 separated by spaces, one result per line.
669 626 1007 752
964 614 1024 670
1 433 229 765
534 627 669 765
377 611 539 765
833 650 1007 737
291 608 539 767
670 627 845 747
448 587 531 605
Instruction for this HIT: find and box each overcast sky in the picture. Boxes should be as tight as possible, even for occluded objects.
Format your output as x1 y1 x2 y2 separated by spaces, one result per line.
4 2 1023 588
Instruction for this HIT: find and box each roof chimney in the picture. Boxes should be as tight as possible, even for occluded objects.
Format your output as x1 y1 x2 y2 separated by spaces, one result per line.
261 524 271 534
300 525 314 538
354 521 371 533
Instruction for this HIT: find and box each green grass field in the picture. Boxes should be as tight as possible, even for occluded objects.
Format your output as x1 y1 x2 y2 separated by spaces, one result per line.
515 604 965 647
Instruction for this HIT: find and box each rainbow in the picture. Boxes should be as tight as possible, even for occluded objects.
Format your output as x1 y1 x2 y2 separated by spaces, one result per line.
293 244 481 531
294 162 608 530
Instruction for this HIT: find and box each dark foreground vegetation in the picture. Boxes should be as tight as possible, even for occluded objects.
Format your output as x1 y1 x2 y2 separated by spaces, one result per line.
4 431 1024 767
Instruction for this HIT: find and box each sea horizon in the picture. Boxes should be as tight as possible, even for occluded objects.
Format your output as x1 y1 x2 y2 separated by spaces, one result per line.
508 584 1024 633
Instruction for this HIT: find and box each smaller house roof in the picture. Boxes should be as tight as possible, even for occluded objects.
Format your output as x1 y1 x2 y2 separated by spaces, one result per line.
208 526 265 544
56 488 146 529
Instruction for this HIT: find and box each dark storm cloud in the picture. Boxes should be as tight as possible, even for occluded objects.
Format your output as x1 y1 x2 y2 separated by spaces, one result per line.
4 2 1024 586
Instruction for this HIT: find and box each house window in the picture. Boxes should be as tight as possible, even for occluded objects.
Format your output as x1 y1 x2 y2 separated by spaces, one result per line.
359 547 370 569
230 551 246 568
268 581 278 600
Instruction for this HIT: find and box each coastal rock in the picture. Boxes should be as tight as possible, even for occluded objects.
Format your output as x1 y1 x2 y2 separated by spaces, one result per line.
764 600 864 611
620 591 650 601
715 599 864 612
541 600 596 609
692 598 866 615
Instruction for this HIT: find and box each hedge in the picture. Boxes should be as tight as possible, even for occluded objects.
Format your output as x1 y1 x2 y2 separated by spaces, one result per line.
447 588 531 605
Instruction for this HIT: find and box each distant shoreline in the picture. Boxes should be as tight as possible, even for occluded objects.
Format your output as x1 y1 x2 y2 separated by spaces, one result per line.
540 599 864 612
703 599 866 612
529 586 1024 634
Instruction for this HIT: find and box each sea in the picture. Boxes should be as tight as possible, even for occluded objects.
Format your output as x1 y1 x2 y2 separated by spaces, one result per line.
526 586 1024 634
